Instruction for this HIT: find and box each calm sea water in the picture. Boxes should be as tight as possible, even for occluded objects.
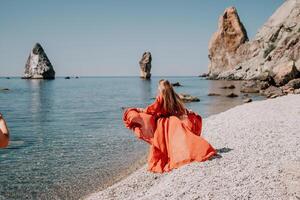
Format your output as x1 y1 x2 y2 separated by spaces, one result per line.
0 77 264 199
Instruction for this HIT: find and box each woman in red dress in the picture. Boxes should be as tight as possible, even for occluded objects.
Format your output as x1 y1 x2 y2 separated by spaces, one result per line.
123 79 216 173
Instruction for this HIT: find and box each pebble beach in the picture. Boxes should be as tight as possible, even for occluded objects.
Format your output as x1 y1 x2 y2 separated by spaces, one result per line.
86 94 300 200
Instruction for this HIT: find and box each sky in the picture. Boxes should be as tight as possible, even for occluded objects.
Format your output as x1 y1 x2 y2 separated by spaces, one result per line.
0 0 284 77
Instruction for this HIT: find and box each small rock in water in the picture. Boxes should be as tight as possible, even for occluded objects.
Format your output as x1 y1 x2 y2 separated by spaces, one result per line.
208 93 221 96
243 98 252 103
171 82 182 87
227 85 236 89
0 88 10 91
65 77 71 79
240 81 260 93
226 93 238 98
220 85 235 89
178 93 200 102
199 73 208 77
75 76 79 79
6 77 10 79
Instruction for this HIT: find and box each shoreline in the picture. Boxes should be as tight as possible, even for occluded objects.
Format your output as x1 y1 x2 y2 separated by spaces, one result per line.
85 94 300 200
83 154 148 199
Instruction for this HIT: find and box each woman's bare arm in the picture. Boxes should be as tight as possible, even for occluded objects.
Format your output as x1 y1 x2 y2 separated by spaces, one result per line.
0 113 9 148
143 95 162 114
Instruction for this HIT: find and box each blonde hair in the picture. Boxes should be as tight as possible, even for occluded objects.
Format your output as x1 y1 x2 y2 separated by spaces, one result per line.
159 79 186 116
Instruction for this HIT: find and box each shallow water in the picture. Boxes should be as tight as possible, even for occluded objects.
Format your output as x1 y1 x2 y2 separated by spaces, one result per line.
0 77 264 199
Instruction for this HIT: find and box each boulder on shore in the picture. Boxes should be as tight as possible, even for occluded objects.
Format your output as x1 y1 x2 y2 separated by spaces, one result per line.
243 98 252 103
260 86 284 98
284 78 300 89
23 43 55 79
272 61 300 86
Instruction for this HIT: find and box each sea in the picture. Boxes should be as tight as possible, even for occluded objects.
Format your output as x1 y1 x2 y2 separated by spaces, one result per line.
0 77 265 199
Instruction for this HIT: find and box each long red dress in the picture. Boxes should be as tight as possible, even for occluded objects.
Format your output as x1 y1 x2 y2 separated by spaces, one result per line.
123 95 216 173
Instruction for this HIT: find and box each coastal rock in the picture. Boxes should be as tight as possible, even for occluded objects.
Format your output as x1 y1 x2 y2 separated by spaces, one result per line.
259 81 271 90
260 86 284 98
294 88 300 94
285 78 300 89
208 0 300 82
171 82 182 87
282 87 295 94
178 93 200 102
139 52 152 79
208 7 248 78
23 43 55 79
199 73 209 77
272 61 300 86
240 81 260 93
281 78 300 93
226 93 238 98
208 93 221 96
220 84 235 89
243 98 252 103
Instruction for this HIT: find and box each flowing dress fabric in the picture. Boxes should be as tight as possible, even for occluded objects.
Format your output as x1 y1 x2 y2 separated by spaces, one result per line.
123 95 216 173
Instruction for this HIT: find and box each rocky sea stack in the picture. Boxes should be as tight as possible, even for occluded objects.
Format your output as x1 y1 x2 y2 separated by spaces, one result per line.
208 0 300 85
139 52 152 79
23 43 55 79
208 6 249 78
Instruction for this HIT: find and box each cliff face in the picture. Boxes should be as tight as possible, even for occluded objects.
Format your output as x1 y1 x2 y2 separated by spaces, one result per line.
208 0 300 86
208 7 248 78
23 43 55 79
139 52 152 79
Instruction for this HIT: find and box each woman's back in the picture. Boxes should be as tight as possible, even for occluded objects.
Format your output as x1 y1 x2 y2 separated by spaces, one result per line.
144 79 187 117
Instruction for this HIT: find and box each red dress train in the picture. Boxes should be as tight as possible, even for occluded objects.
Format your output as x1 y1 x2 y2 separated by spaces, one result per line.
123 95 216 173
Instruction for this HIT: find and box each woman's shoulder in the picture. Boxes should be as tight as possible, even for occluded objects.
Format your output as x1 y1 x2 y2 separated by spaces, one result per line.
155 94 164 103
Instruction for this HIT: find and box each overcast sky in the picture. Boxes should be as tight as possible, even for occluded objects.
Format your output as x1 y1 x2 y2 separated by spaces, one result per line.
0 0 284 76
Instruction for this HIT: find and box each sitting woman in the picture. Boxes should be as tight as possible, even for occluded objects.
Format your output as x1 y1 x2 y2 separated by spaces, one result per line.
0 113 9 148
123 79 216 173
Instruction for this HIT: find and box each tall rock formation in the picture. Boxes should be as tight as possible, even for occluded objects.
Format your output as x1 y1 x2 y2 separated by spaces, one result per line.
23 43 55 79
208 7 249 78
208 0 300 86
139 52 152 79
